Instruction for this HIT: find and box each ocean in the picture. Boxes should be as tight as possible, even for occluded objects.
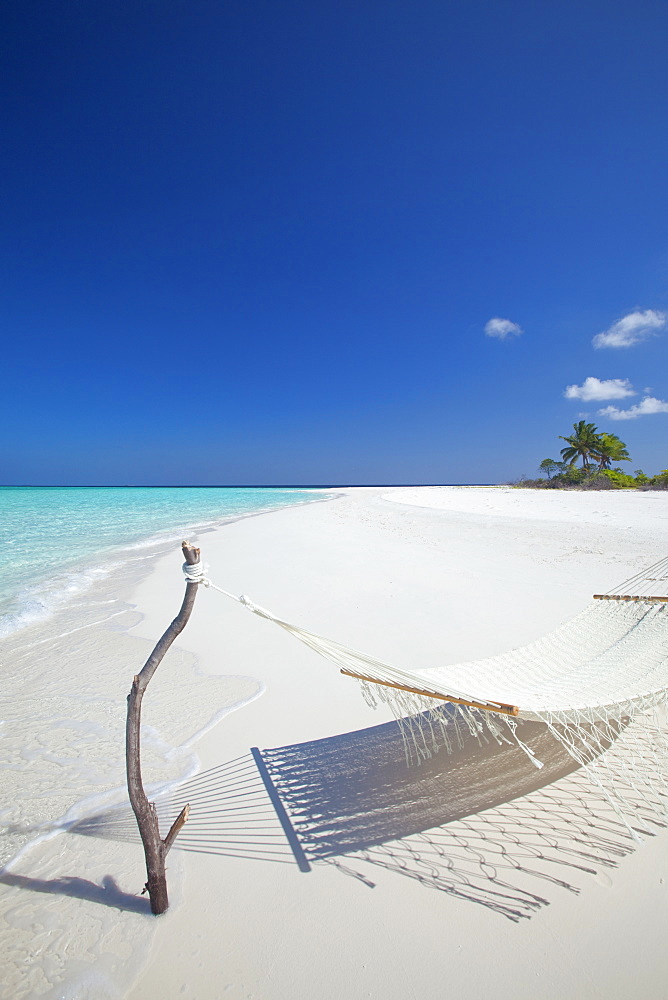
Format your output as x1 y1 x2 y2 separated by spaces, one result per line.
0 486 327 637
0 486 329 999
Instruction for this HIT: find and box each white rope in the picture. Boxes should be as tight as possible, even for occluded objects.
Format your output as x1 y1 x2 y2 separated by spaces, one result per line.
182 561 207 584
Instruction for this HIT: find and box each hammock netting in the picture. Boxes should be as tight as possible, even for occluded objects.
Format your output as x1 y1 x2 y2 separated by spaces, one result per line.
193 554 668 841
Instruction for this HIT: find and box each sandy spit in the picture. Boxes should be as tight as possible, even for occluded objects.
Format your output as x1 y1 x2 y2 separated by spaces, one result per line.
121 486 668 1000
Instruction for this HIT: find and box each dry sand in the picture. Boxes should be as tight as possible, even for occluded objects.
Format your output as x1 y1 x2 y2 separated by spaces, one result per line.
122 486 668 1000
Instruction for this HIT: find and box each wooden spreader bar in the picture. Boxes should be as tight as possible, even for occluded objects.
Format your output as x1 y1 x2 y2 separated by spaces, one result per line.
340 668 520 717
593 594 668 603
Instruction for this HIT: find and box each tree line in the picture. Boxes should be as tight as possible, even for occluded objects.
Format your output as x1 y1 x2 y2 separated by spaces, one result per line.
519 421 668 489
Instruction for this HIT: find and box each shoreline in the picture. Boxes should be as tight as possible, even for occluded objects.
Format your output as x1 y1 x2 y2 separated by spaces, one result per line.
0 487 333 640
0 490 334 999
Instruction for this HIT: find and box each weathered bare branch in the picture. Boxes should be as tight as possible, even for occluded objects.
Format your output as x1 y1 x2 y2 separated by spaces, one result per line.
126 541 200 915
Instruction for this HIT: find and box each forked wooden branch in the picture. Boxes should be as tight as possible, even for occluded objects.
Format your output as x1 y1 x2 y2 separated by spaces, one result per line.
126 541 200 915
163 804 191 855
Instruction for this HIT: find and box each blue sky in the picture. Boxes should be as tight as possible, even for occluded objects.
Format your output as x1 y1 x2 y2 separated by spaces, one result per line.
2 0 667 485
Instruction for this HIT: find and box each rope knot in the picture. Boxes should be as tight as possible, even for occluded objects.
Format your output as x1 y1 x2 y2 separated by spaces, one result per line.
183 561 208 585
239 594 273 619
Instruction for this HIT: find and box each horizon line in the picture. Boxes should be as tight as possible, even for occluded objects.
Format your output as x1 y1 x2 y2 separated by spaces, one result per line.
0 482 496 489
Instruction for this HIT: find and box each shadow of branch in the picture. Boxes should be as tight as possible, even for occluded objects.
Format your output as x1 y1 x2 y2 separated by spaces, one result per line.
0 872 151 914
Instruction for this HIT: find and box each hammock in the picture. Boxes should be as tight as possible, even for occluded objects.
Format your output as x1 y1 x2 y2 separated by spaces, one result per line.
187 555 668 840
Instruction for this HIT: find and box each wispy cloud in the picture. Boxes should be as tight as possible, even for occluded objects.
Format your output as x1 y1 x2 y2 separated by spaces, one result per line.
564 377 635 401
484 317 523 340
593 309 666 349
598 396 668 420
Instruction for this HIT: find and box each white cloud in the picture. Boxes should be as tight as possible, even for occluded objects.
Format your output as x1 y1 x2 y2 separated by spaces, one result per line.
593 309 666 349
598 396 668 420
484 317 523 339
564 376 635 401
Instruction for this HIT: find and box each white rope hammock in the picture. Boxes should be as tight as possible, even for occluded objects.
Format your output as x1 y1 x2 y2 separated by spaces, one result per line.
184 556 668 840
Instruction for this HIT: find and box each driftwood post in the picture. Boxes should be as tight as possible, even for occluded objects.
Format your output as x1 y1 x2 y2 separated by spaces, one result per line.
126 540 201 915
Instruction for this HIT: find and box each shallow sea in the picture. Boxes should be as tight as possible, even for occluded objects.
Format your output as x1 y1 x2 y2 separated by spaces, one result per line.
0 486 327 637
0 486 328 999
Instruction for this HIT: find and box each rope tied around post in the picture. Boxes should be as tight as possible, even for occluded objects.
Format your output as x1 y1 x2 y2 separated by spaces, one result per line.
182 560 208 585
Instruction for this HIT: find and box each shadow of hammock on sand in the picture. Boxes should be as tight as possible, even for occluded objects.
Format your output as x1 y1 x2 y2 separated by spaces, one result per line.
69 709 667 922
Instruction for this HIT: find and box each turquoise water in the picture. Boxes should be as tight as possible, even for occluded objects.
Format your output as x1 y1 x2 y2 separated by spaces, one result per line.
0 486 327 635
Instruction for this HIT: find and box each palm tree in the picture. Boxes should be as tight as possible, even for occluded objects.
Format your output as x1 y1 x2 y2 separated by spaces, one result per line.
594 433 631 469
559 421 601 470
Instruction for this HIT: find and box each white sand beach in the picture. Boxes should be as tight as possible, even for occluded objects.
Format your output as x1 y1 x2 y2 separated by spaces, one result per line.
4 486 668 999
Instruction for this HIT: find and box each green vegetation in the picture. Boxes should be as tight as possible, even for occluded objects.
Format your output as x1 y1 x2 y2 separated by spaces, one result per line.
558 420 602 470
558 420 630 471
538 458 560 479
597 432 631 468
516 422 667 490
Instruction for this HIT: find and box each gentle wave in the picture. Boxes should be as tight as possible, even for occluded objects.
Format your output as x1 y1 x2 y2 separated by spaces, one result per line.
0 487 328 637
